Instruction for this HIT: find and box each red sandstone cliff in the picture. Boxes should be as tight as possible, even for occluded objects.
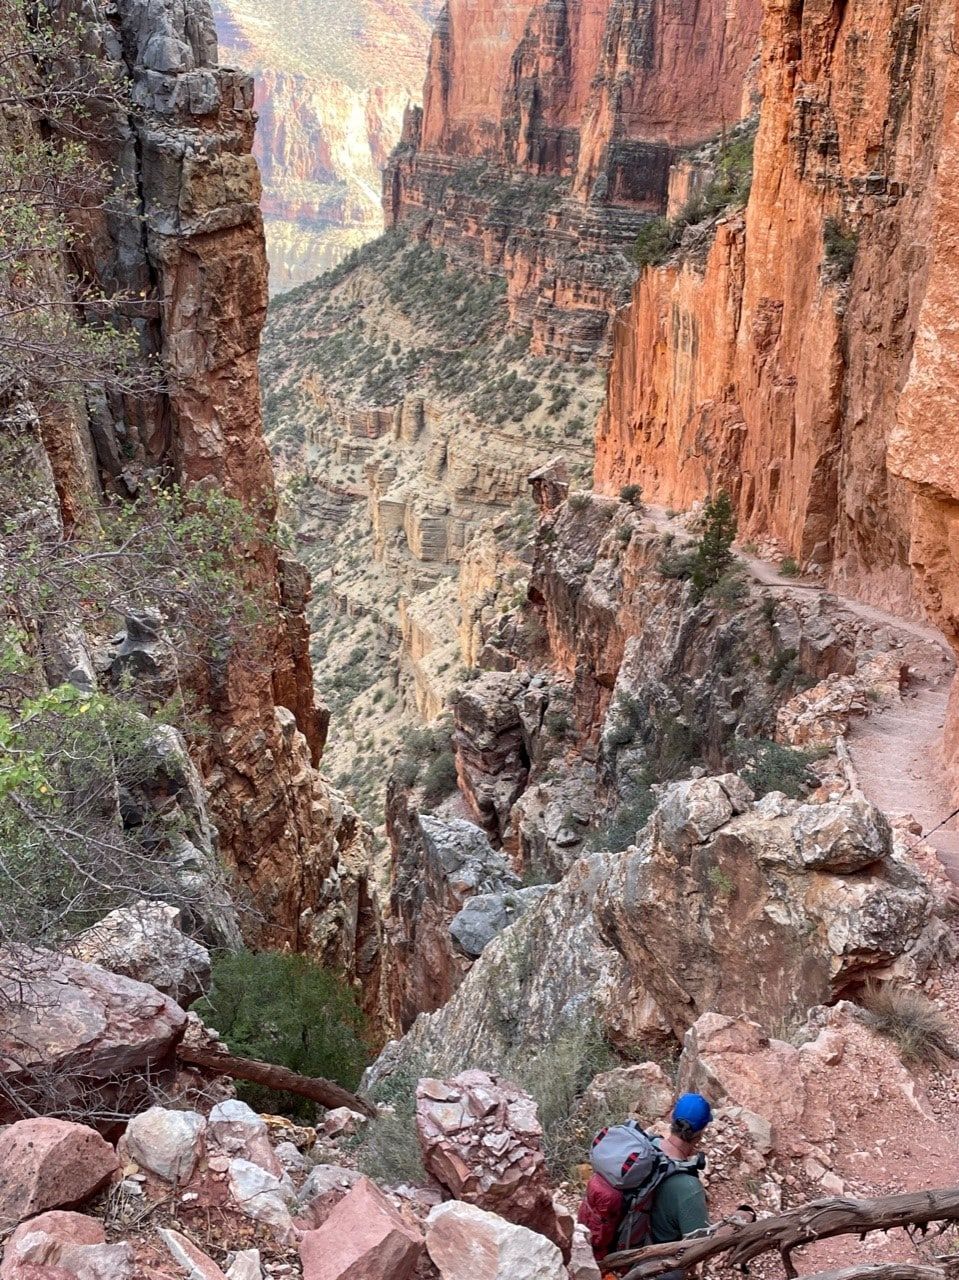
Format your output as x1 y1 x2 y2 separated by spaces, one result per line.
385 0 762 358
596 0 952 608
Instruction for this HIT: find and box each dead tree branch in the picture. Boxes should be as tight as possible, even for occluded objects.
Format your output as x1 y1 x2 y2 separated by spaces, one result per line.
604 1187 959 1279
799 1267 955 1280
175 1042 377 1118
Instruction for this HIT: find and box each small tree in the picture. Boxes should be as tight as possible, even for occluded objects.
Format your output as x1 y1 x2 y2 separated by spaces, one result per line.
691 490 738 600
194 951 369 1120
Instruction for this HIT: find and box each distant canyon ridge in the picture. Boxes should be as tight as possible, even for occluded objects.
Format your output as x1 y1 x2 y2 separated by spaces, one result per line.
213 0 441 291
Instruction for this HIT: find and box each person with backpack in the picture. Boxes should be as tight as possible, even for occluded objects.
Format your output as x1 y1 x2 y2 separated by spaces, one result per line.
577 1092 713 1268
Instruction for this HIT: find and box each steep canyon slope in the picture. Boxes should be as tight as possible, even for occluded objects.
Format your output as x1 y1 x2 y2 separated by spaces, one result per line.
264 0 765 827
213 0 441 290
7 0 384 1009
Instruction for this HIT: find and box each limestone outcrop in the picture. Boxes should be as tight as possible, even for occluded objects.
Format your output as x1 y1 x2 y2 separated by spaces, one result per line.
368 777 946 1079
598 777 944 1038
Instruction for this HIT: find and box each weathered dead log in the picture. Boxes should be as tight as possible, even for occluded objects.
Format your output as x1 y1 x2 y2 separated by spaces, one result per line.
176 1042 377 1118
605 1187 959 1279
799 1267 952 1280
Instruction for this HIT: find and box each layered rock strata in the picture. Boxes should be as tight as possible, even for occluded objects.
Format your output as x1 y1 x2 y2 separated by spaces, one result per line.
595 0 959 649
385 0 763 358
29 0 382 1004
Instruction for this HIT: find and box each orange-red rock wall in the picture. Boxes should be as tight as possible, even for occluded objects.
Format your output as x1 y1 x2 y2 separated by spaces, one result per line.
597 0 953 618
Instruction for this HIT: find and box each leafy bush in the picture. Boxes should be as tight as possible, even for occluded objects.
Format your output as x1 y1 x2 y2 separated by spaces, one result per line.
633 128 755 270
824 218 859 279
619 484 643 507
569 492 592 512
736 739 817 799
507 1024 618 1179
633 217 682 269
421 750 458 807
858 983 956 1068
194 951 369 1120
779 556 801 578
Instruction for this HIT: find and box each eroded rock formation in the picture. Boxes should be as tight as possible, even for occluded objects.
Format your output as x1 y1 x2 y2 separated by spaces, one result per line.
386 0 762 359
595 0 959 651
22 0 384 1008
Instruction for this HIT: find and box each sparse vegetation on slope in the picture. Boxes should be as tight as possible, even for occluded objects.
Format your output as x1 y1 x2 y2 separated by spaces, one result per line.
195 950 369 1120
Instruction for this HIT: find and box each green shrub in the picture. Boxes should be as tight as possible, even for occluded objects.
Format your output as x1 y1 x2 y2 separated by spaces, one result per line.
619 484 643 506
824 218 859 279
355 1060 428 1186
768 647 799 686
736 739 816 799
194 951 369 1120
691 491 738 600
633 217 681 270
421 750 458 807
506 1024 618 1179
569 492 592 512
858 983 956 1068
779 556 801 578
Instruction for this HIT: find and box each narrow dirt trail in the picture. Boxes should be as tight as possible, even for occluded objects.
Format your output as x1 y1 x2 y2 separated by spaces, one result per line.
644 506 959 883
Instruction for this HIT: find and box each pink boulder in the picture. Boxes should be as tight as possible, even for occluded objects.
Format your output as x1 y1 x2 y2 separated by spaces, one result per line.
0 1211 132 1280
298 1177 422 1280
0 951 186 1125
415 1070 565 1252
0 1119 119 1230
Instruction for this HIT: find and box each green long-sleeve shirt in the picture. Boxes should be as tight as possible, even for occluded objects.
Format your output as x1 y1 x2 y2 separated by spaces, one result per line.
649 1171 708 1243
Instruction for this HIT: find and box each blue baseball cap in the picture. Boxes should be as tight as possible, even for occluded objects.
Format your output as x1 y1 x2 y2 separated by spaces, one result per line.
673 1092 712 1132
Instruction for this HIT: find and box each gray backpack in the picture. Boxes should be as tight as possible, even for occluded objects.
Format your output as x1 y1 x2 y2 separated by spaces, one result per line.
589 1122 701 1251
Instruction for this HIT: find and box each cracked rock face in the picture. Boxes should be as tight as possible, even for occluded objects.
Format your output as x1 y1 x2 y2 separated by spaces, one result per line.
369 776 946 1085
598 777 943 1038
416 1070 565 1251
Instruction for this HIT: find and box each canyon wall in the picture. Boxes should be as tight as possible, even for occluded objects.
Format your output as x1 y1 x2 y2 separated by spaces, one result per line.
596 0 956 624
214 0 441 290
38 0 383 1008
385 0 763 360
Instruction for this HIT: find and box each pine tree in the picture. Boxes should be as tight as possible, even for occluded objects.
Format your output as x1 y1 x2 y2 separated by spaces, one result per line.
692 490 738 600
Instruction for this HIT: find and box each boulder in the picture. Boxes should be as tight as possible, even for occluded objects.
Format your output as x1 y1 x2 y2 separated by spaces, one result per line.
226 1159 295 1233
575 1062 673 1130
159 1228 228 1280
295 1165 361 1230
225 1252 262 1280
320 1106 367 1140
449 886 551 958
0 951 186 1124
0 1119 119 1230
0 1212 133 1280
72 901 211 1006
425 1200 566 1280
208 1100 281 1175
121 1107 206 1183
416 1071 564 1251
792 799 891 872
567 1224 602 1280
298 1177 422 1280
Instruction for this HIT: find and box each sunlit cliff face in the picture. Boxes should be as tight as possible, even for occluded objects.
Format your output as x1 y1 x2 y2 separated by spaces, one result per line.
213 0 442 291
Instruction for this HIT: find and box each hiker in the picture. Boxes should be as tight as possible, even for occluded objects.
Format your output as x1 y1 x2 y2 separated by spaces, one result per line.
577 1092 713 1267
